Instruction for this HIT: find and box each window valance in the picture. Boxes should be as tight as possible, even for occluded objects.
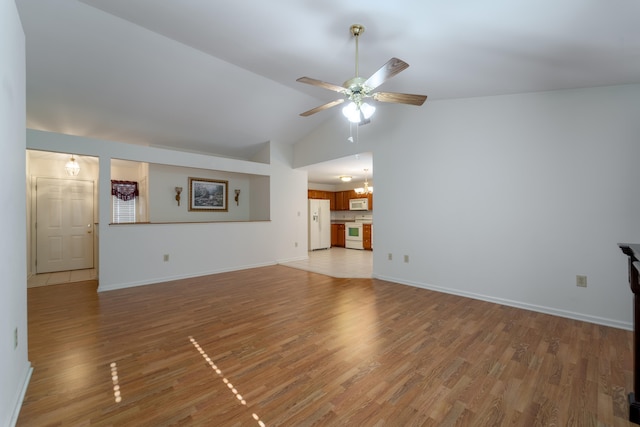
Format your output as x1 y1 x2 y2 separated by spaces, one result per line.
111 180 139 201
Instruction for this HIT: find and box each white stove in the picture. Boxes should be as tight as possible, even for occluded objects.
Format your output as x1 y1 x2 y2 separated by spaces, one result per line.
354 214 373 224
345 215 372 249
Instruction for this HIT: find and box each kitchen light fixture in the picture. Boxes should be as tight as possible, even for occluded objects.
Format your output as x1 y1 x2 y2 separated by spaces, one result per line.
340 176 352 182
64 155 80 176
354 168 373 195
175 187 183 206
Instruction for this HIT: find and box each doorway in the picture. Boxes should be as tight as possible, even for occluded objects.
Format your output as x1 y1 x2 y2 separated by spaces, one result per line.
35 177 94 273
27 150 100 285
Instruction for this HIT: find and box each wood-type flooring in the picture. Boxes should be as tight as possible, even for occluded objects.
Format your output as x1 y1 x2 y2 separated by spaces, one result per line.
18 265 634 426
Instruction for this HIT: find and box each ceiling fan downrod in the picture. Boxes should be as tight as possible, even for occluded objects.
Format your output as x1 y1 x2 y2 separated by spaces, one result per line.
350 24 364 78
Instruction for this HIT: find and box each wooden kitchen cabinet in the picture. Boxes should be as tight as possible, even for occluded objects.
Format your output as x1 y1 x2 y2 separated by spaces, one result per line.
331 223 345 247
337 224 345 247
334 191 346 211
314 190 371 211
344 190 357 207
363 223 372 250
308 190 325 199
336 190 355 210
308 190 335 209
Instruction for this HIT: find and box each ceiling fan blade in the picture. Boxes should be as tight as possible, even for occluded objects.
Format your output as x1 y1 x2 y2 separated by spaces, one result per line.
296 77 346 94
363 58 409 90
300 99 346 117
372 91 427 106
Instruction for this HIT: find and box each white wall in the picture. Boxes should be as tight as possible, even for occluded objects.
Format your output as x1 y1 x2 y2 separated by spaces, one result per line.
1 1 31 425
27 130 308 291
269 139 309 262
249 175 270 221
294 84 640 329
148 163 253 222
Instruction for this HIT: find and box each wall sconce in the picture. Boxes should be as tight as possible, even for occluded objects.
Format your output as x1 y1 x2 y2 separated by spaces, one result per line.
234 189 240 206
175 187 183 206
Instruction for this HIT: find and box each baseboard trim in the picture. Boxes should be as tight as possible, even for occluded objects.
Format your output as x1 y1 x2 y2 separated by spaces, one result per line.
373 274 632 331
97 261 277 292
10 363 33 427
276 255 309 264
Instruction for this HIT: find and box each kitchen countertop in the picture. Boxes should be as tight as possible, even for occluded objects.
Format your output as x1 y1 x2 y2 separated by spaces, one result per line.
331 221 374 225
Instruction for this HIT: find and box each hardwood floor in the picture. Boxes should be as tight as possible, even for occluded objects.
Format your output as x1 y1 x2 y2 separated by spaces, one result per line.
19 266 634 426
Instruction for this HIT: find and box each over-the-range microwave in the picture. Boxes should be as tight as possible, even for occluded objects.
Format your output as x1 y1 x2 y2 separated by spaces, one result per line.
349 198 369 211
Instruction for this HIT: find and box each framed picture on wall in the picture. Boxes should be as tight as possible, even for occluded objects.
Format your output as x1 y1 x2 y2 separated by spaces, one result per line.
188 177 228 212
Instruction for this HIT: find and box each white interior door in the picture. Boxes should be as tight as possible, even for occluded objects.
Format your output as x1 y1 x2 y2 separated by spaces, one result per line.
36 178 94 273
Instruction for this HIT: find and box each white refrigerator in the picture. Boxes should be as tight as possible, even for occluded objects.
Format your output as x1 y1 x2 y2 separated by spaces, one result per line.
308 199 331 250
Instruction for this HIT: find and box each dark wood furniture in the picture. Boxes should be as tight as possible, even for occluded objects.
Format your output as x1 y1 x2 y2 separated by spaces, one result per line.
619 243 640 424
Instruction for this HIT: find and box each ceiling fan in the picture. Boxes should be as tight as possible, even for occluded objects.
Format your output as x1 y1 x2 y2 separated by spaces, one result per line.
297 24 427 124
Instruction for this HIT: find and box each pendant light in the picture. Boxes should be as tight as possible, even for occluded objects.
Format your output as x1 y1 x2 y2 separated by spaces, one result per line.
65 155 80 176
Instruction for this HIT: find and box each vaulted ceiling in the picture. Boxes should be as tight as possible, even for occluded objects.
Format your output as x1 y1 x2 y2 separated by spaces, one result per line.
16 1 640 182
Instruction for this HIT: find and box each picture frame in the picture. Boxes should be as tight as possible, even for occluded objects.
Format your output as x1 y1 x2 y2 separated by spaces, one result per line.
188 177 228 212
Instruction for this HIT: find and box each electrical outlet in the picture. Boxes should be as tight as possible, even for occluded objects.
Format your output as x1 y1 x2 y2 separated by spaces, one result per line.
404 255 409 263
163 254 170 262
295 242 298 247
576 275 587 288
388 253 392 261
14 327 18 349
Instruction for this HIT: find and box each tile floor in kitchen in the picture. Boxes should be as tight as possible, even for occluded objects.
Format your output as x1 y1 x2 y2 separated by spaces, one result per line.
280 247 372 278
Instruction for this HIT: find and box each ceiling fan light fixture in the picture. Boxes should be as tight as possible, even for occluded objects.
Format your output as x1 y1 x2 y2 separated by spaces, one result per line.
342 101 375 123
360 102 375 120
342 102 360 123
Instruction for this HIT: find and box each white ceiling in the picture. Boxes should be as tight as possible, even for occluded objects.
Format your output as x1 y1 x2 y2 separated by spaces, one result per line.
16 0 640 184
